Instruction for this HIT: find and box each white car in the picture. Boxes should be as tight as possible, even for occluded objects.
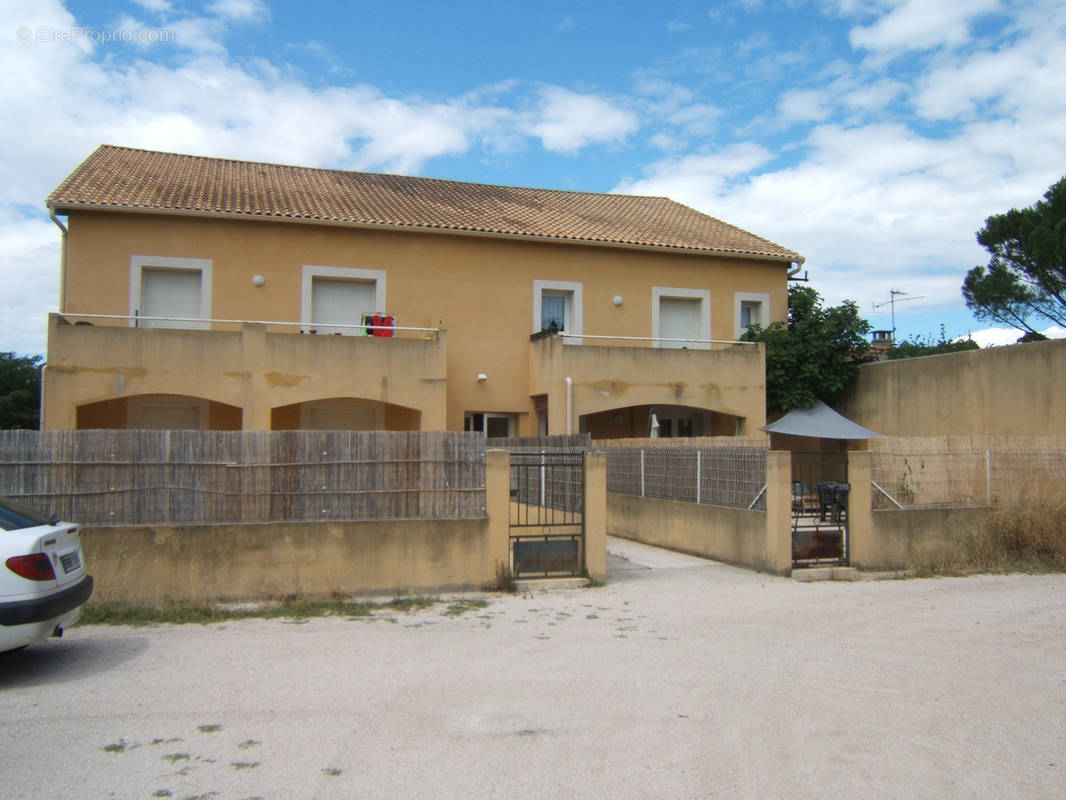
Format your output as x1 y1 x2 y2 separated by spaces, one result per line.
1 496 93 653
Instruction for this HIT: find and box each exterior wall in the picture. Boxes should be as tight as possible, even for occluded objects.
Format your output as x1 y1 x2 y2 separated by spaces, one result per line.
52 210 789 432
840 338 1066 436
529 334 766 435
43 316 447 431
850 508 988 570
605 450 792 575
83 518 502 604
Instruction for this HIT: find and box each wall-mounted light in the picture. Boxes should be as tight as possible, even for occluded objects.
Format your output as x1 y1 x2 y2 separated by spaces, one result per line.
476 373 488 383
252 275 266 287
612 295 624 306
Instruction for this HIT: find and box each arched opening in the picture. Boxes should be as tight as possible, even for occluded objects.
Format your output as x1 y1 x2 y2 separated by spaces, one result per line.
271 398 422 431
76 394 242 430
581 404 745 440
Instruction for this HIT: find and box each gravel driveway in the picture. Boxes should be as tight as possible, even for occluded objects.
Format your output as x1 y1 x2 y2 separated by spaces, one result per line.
2 537 1064 799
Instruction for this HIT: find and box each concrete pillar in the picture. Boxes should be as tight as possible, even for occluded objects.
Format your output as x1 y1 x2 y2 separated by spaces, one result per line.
239 323 271 431
583 450 607 582
485 449 511 581
766 450 793 575
847 451 874 568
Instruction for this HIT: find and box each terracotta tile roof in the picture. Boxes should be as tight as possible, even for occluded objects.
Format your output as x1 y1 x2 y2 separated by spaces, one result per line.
48 145 802 261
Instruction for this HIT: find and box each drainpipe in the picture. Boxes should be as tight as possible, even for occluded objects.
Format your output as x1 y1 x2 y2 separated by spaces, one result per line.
48 204 68 312
565 376 573 435
787 258 805 280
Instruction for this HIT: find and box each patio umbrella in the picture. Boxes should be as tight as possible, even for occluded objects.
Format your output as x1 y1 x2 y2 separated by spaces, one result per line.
761 399 884 440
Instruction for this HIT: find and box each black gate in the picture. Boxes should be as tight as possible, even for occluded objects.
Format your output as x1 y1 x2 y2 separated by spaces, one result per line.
791 453 849 567
508 451 585 578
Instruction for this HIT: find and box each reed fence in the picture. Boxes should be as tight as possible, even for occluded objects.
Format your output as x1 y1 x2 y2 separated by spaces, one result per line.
0 430 486 525
606 446 768 510
869 436 1066 509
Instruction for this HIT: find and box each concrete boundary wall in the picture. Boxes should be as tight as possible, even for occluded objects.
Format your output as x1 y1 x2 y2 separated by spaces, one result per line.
841 338 1066 437
606 450 792 575
79 449 608 605
84 517 507 605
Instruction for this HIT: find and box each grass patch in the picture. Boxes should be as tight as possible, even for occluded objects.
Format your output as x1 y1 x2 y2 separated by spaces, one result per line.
910 483 1066 576
78 595 452 627
442 599 489 617
162 753 191 764
230 761 259 770
494 563 516 593
197 724 222 734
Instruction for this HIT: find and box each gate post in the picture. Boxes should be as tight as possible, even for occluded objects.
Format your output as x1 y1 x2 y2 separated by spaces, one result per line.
846 451 874 568
766 451 793 575
486 449 511 581
583 450 607 583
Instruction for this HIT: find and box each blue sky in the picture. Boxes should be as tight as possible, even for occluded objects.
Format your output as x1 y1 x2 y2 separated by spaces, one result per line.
3 0 1066 355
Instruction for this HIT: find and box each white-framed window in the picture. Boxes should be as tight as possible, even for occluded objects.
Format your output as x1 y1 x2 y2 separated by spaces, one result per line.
652 287 711 349
735 292 770 338
533 280 582 344
464 412 513 438
129 256 212 329
301 265 386 335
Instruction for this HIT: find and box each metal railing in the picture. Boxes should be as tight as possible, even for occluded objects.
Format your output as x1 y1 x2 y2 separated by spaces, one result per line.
58 313 441 338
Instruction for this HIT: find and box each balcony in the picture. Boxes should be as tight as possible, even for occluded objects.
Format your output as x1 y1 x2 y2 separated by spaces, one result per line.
42 314 448 431
528 331 766 437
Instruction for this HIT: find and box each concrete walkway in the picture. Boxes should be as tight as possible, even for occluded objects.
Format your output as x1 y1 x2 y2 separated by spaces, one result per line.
2 542 1064 799
607 534 723 573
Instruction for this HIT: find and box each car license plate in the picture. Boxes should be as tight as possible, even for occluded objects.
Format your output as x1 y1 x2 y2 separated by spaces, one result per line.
59 551 81 574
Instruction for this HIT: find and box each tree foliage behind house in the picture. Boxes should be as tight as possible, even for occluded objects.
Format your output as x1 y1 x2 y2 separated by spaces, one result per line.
0 353 42 429
885 326 981 360
741 285 871 413
962 175 1066 334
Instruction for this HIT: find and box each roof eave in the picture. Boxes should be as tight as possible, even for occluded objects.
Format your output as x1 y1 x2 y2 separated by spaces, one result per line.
48 202 804 263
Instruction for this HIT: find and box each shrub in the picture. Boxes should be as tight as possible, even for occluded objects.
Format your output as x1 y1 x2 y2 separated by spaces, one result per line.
913 482 1066 575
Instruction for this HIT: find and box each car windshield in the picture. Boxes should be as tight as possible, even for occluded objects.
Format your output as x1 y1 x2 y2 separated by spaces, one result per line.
0 496 54 531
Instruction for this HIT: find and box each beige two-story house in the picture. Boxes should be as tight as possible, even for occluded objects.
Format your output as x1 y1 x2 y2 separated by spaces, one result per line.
43 145 802 438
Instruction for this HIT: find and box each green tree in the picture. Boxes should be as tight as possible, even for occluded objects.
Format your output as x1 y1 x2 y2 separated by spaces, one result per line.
885 326 981 360
962 176 1066 334
741 285 871 413
0 353 43 429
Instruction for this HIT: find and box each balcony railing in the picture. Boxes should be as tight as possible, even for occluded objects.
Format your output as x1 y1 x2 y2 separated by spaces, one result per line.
58 313 440 339
529 329 757 350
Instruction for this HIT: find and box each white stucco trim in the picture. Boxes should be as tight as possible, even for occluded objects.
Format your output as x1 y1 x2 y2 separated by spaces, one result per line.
734 292 770 338
301 265 387 328
533 279 583 345
652 287 711 349
129 255 213 328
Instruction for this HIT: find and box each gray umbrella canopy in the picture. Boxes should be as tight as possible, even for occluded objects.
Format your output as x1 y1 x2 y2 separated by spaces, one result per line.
761 399 885 440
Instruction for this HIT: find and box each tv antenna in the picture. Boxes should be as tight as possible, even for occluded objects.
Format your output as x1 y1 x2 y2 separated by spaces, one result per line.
872 289 926 339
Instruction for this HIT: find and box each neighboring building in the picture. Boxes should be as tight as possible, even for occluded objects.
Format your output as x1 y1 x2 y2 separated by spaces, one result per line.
43 145 803 438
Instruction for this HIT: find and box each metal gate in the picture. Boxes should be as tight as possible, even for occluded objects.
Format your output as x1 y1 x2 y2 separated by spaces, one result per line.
508 451 585 578
791 453 849 567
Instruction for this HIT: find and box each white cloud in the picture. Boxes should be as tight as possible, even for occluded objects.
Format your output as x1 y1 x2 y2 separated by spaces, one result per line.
778 88 834 123
0 211 60 356
206 0 270 23
666 21 694 32
963 325 1066 348
528 88 639 154
914 24 1066 120
849 0 1002 53
132 0 173 13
